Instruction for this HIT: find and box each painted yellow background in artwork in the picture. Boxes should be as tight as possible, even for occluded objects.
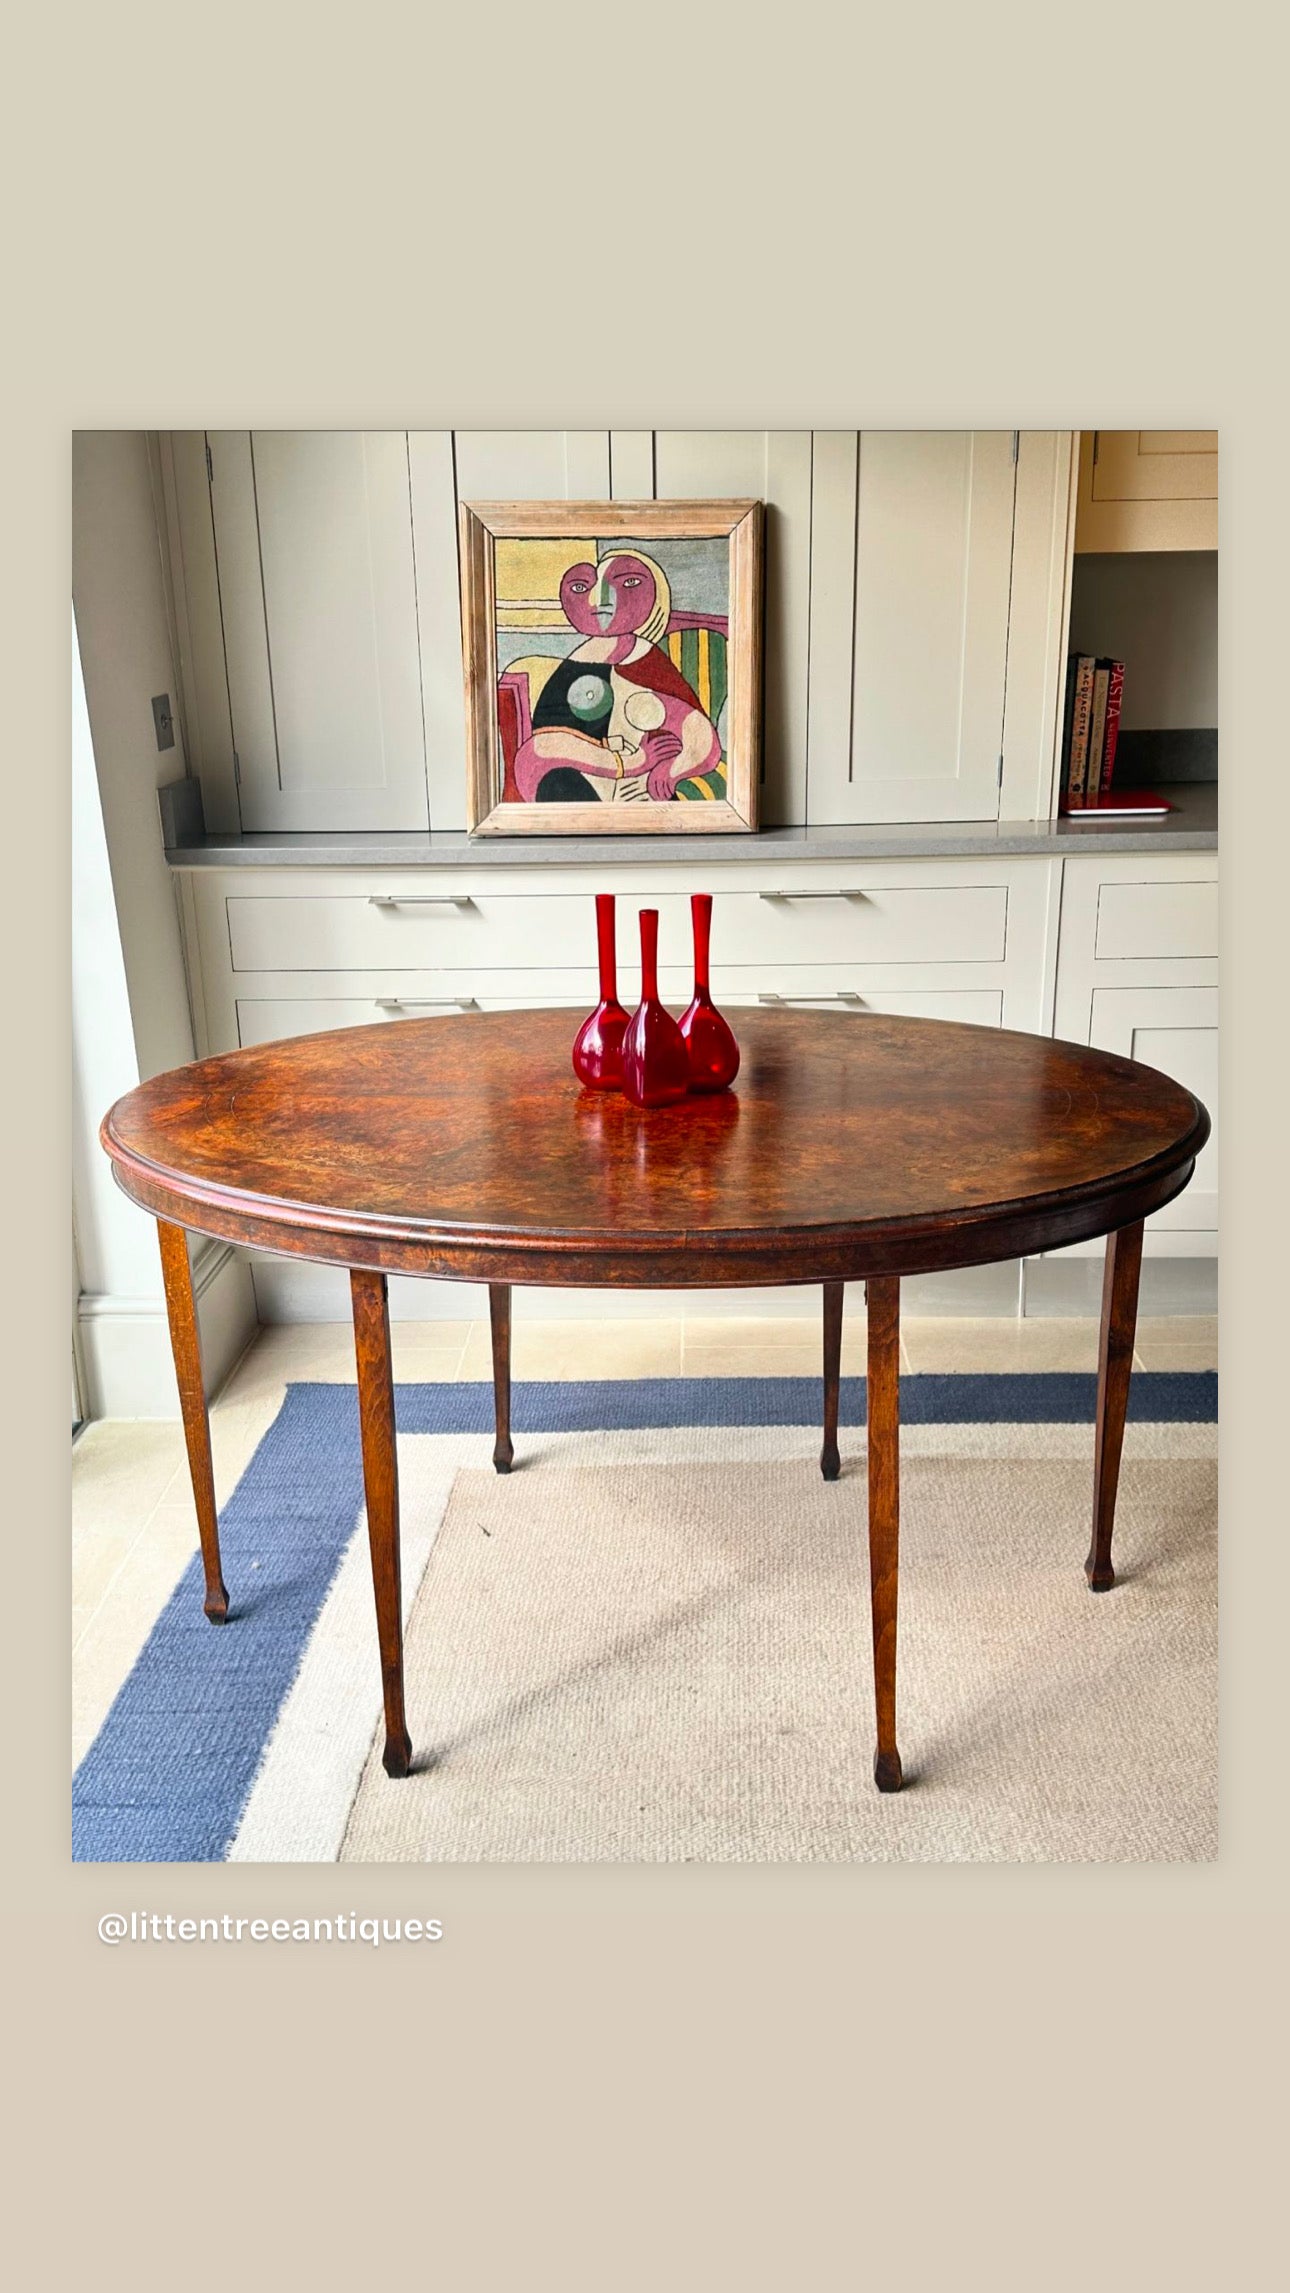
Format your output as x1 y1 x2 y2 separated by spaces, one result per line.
494 537 594 630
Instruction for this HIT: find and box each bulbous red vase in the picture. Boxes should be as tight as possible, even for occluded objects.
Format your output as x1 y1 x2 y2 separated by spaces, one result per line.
572 893 628 1090
679 893 740 1092
621 908 690 1108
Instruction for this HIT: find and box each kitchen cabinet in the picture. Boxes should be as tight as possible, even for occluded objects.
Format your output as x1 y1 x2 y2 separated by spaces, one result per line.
407 430 616 834
1075 430 1218 552
185 856 1059 1054
804 430 1076 827
1088 984 1217 1246
806 431 1018 826
637 431 813 830
1051 851 1218 1256
176 849 1061 1320
206 431 430 833
160 429 1076 840
170 843 1224 1315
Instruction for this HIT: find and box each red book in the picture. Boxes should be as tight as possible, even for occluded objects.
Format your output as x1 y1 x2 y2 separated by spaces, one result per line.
1099 660 1125 795
1067 788 1174 819
1087 664 1110 799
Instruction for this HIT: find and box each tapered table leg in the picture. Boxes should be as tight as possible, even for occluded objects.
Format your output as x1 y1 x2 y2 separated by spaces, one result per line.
157 1221 228 1624
489 1283 514 1473
1086 1219 1145 1592
820 1279 843 1481
350 1267 412 1778
866 1275 903 1791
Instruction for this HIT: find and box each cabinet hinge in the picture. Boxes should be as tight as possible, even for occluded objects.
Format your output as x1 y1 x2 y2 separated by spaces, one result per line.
232 749 241 786
205 439 214 483
998 752 1005 790
1091 432 1100 466
1011 430 1019 464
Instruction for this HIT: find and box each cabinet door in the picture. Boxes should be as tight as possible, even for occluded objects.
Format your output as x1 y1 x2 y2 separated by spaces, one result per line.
807 431 1017 824
1075 431 1218 551
158 433 241 833
1089 985 1217 1248
208 432 430 831
452 431 611 499
638 432 813 830
1091 431 1218 503
406 431 614 833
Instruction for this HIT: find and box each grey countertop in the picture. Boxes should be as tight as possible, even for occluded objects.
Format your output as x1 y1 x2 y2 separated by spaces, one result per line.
163 780 1217 867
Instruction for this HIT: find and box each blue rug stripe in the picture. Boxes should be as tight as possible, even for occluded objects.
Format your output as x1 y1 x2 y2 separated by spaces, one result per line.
72 1371 1216 1864
384 1370 1217 1432
73 1384 368 1865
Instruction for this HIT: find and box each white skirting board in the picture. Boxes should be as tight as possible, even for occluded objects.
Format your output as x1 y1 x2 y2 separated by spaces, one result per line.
249 1256 1022 1324
77 1241 258 1418
1023 1252 1217 1318
247 1251 1215 1325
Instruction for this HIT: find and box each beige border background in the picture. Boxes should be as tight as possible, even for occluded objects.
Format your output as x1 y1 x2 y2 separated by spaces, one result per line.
6 4 1284 2280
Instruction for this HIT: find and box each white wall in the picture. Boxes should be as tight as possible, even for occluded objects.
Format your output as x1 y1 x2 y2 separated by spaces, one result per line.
72 435 257 1414
72 432 196 1078
72 618 152 1303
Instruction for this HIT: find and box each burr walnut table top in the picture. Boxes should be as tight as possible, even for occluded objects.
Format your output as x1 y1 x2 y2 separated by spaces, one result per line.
101 1007 1209 1288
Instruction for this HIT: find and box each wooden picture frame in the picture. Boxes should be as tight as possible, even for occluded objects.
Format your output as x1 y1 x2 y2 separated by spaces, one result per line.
458 499 763 835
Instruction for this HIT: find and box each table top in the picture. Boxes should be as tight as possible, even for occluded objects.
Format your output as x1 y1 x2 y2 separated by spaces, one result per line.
101 1008 1210 1287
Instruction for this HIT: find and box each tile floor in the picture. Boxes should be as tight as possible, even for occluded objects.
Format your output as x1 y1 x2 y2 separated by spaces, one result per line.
71 1311 1217 1769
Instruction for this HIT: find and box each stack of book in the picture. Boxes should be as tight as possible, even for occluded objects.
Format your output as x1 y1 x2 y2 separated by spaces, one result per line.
1058 655 1173 819
1060 654 1125 808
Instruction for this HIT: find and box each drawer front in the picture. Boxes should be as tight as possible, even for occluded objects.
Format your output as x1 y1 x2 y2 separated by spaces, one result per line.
722 886 1006 963
1094 879 1218 962
236 989 589 1047
235 981 1003 1049
226 882 1010 975
719 982 1003 1026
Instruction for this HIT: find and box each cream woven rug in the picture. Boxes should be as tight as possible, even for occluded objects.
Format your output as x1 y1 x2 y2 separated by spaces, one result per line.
340 1447 1216 1864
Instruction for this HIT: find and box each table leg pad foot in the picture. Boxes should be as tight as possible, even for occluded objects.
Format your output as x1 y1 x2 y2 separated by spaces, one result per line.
493 1454 513 1475
874 1749 904 1793
204 1588 229 1625
1086 1566 1116 1593
820 1447 840 1482
382 1733 413 1779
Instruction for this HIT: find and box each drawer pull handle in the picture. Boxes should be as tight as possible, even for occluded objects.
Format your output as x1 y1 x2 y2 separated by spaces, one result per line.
758 890 868 902
368 895 474 910
375 997 479 1011
758 991 866 1007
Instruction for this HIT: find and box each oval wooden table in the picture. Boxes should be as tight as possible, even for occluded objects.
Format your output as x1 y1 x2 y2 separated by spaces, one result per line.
101 1008 1209 1795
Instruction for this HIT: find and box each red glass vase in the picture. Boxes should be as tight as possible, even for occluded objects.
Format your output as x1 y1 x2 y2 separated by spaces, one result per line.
678 893 740 1092
621 908 690 1108
572 893 629 1090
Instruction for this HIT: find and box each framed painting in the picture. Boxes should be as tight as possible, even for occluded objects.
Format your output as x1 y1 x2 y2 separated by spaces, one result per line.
458 499 763 834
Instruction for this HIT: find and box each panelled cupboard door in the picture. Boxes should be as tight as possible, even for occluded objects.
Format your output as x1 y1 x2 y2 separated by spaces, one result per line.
807 431 1017 824
645 432 812 830
158 433 241 834
407 431 614 832
451 432 611 500
1075 431 1218 550
1090 984 1217 1248
1091 431 1218 503
449 429 809 827
207 431 430 832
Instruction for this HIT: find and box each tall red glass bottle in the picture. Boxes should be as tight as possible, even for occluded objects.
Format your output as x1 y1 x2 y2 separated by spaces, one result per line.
678 893 740 1092
621 908 690 1108
571 893 628 1090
